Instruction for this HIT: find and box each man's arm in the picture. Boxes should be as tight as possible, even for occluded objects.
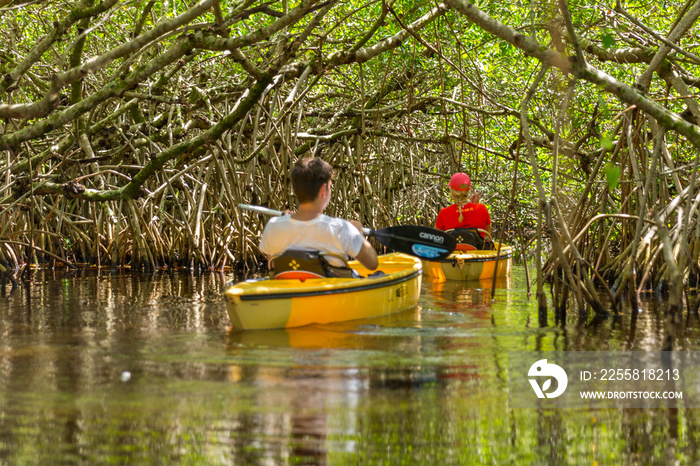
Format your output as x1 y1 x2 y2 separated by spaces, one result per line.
350 220 379 270
354 239 379 270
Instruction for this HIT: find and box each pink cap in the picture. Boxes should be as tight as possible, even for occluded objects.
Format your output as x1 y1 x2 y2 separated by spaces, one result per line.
448 173 471 191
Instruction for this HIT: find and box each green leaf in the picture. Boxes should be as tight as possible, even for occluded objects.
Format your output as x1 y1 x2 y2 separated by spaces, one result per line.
601 33 615 49
597 97 610 118
600 135 614 151
604 163 621 190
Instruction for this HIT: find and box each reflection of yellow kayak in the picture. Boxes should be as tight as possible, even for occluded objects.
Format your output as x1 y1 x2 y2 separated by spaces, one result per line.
225 253 422 330
422 243 513 282
227 308 420 349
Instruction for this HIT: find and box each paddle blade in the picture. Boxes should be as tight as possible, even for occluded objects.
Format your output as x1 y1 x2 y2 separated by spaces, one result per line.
370 226 456 261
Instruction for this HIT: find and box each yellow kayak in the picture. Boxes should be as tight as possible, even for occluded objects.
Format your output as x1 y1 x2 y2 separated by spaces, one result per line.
422 243 513 281
225 253 422 330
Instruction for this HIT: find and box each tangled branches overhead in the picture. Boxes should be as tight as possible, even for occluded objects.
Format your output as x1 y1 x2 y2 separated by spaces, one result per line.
0 0 454 271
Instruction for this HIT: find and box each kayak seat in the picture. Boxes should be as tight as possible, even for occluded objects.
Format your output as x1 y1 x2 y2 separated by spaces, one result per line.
270 249 355 282
274 270 326 280
446 228 494 251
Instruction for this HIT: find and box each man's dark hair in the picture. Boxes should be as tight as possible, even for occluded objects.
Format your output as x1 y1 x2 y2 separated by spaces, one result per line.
291 157 333 203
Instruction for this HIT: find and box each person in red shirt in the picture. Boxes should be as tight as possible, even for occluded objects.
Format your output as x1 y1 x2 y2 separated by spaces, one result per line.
435 173 492 235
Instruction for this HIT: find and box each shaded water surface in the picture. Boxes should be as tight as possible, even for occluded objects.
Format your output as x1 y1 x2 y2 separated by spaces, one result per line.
0 268 699 464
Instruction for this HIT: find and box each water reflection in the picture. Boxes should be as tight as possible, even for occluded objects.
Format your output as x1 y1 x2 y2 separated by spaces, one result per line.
226 309 438 465
0 268 698 463
423 277 508 322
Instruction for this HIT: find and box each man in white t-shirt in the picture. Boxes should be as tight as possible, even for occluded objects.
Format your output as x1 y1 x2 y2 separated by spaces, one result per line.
259 158 378 271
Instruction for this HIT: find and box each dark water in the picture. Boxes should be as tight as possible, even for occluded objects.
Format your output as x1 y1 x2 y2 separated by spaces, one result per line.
0 268 698 464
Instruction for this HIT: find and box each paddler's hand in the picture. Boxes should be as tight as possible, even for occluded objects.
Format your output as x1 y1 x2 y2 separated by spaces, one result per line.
281 209 294 215
470 191 482 204
350 220 364 234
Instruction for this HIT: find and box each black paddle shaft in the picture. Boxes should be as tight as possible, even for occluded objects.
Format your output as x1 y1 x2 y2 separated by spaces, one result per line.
367 225 456 261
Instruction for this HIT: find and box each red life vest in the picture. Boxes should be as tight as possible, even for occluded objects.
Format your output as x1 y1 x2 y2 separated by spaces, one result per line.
435 203 491 232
